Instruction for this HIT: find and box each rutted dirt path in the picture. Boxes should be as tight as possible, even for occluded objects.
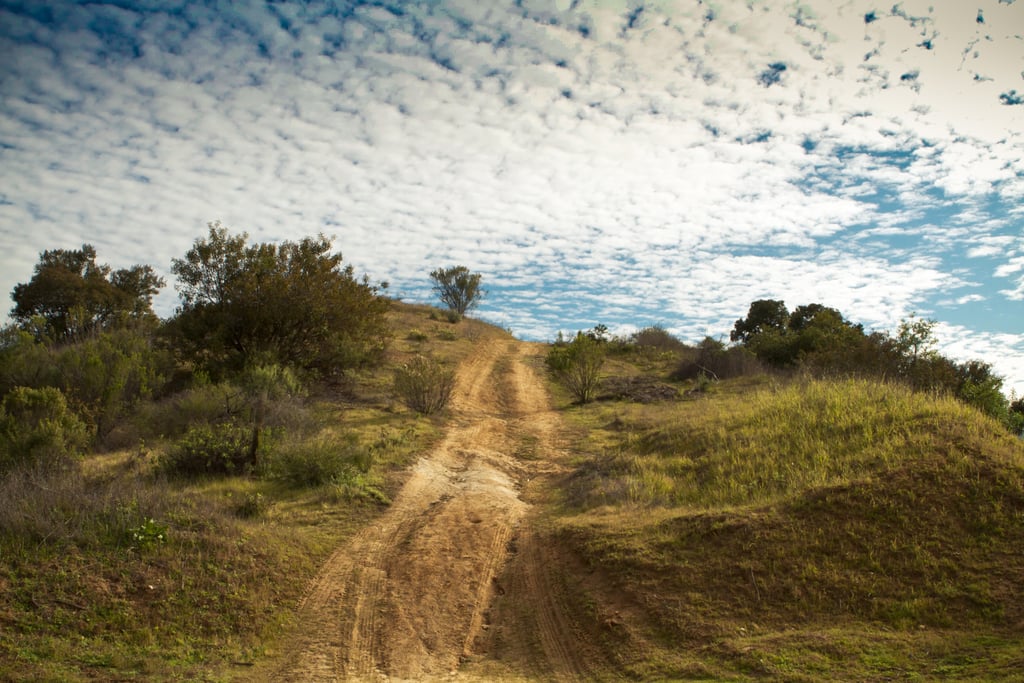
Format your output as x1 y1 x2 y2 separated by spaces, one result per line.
262 337 598 682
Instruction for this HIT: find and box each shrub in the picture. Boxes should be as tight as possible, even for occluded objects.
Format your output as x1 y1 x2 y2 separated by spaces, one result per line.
233 491 270 519
546 332 605 404
162 420 258 477
672 338 765 381
131 381 242 440
0 386 90 474
393 356 457 414
269 433 370 488
631 326 686 353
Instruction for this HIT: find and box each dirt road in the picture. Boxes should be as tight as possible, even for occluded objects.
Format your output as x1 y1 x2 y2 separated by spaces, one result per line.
263 337 598 682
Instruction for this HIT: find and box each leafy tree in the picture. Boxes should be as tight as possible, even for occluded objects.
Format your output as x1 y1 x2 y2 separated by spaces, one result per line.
429 266 483 318
546 331 605 404
955 360 1010 424
11 245 164 343
170 222 390 375
730 299 789 344
894 314 938 365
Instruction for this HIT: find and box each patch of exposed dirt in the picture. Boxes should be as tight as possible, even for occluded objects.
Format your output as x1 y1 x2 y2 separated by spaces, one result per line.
253 338 614 682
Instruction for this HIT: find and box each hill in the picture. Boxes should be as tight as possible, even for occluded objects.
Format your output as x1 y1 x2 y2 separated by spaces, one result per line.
1 304 1022 681
523 354 1024 681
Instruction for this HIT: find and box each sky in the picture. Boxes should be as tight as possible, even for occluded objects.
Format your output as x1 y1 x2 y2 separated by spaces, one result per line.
1 0 1023 393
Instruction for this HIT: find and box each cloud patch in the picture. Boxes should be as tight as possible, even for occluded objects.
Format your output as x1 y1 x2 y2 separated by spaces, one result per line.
1 0 1023 391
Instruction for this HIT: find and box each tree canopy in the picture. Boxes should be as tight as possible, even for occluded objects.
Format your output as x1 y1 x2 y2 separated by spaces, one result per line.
170 222 389 374
11 245 164 342
429 266 483 317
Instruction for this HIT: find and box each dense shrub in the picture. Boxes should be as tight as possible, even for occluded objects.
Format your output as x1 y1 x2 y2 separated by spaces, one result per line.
393 356 457 414
162 420 260 477
268 433 370 488
0 386 90 474
631 326 686 353
672 337 765 381
0 327 173 446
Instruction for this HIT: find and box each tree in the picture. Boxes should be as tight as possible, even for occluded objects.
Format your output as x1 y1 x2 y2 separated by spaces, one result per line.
730 299 789 344
955 360 1010 424
170 222 390 375
429 266 483 318
11 245 164 342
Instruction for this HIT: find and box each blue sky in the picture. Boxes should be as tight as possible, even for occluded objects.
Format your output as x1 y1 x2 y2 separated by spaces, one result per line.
1 0 1022 392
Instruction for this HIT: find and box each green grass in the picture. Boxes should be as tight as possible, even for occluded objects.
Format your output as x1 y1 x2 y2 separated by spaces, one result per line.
566 377 1024 510
549 367 1024 681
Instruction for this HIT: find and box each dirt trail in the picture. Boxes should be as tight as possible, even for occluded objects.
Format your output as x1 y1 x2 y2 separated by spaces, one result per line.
264 337 596 682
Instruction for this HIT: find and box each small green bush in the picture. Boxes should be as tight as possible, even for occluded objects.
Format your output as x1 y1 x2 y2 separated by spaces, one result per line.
631 326 686 353
547 333 605 404
162 420 258 477
233 491 270 519
393 356 456 414
0 386 90 474
269 433 370 488
128 517 168 551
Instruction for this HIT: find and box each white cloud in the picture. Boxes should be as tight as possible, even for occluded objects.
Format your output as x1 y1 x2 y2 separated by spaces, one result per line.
1 0 1023 391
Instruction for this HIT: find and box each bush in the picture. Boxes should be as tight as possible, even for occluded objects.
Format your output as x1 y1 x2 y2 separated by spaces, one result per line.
672 338 765 381
0 386 90 475
631 326 686 353
547 332 605 404
268 433 370 488
162 420 259 477
131 381 242 440
393 356 457 414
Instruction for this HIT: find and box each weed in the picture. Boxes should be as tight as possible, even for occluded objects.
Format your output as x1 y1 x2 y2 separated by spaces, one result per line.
128 517 167 551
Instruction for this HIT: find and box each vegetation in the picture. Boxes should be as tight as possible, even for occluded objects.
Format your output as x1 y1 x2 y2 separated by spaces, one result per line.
3 230 1023 681
392 355 457 415
729 299 1024 433
546 329 607 404
0 230 488 680
169 222 390 376
0 386 89 474
429 265 483 319
11 244 163 343
544 337 1024 682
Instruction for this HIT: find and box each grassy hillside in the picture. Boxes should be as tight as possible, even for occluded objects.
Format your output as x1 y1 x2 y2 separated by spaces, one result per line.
547 355 1024 681
0 302 507 682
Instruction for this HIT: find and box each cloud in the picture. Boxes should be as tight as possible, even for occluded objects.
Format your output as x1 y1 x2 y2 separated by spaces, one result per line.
1 0 1023 393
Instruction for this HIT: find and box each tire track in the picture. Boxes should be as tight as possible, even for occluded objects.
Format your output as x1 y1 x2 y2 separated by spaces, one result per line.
267 337 531 681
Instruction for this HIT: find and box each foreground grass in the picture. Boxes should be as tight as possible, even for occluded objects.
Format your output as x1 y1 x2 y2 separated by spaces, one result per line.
552 371 1024 681
0 303 502 682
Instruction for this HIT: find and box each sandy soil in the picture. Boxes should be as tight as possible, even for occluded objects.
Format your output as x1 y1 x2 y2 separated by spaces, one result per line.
259 337 598 682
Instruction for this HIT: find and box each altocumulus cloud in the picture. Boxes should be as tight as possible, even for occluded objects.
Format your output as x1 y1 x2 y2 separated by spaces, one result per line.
0 0 1022 390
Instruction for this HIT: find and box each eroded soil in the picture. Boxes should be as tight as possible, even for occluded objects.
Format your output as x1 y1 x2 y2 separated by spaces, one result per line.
259 337 603 682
